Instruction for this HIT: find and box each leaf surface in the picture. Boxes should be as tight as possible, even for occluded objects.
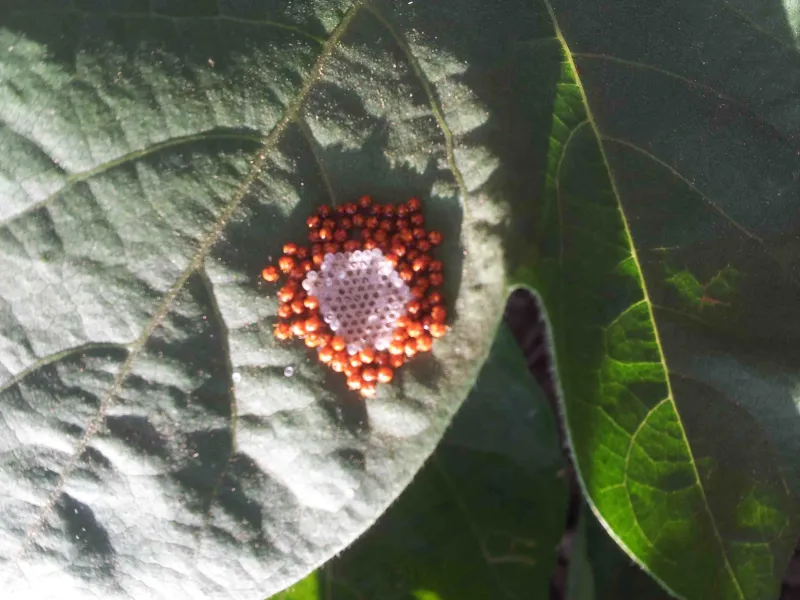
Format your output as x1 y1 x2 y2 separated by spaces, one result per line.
3 0 799 598
0 2 508 598
567 503 674 600
504 1 800 598
270 324 567 600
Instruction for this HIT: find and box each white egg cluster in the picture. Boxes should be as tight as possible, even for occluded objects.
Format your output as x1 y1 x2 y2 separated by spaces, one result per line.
302 249 410 355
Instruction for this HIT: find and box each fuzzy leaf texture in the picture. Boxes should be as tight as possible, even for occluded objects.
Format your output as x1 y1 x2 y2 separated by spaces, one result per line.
0 1 798 600
274 324 568 600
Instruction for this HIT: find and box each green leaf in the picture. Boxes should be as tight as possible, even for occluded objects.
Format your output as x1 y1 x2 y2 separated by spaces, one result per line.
504 1 800 599
268 573 320 600
3 0 798 599
0 2 509 598
269 324 568 600
567 502 675 600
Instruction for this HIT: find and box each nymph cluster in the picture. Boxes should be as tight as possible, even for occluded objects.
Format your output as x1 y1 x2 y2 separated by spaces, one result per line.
261 195 448 397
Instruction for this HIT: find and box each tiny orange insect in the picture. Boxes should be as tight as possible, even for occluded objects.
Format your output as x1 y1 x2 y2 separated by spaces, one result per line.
377 367 393 383
278 256 295 273
261 265 279 282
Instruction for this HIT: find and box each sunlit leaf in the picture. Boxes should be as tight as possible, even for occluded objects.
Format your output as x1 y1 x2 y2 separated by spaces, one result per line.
268 325 568 600
0 1 507 597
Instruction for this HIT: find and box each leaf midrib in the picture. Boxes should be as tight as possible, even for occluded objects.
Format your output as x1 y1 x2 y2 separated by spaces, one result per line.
14 0 366 558
540 0 747 597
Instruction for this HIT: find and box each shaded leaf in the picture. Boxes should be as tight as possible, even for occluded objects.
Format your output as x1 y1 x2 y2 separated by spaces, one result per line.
504 0 800 598
567 502 674 600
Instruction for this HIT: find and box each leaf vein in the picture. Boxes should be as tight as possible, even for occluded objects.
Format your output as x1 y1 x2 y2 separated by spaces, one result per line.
14 0 365 558
195 267 239 533
298 119 338 206
0 342 131 398
601 136 764 244
573 50 792 132
542 2 746 596
555 119 589 264
602 299 647 333
0 130 264 228
365 4 471 213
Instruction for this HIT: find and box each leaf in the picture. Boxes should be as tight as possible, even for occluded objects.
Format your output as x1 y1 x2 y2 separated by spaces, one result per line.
503 1 800 599
268 573 319 600
0 2 510 598
4 0 796 598
269 324 568 600
567 502 675 600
